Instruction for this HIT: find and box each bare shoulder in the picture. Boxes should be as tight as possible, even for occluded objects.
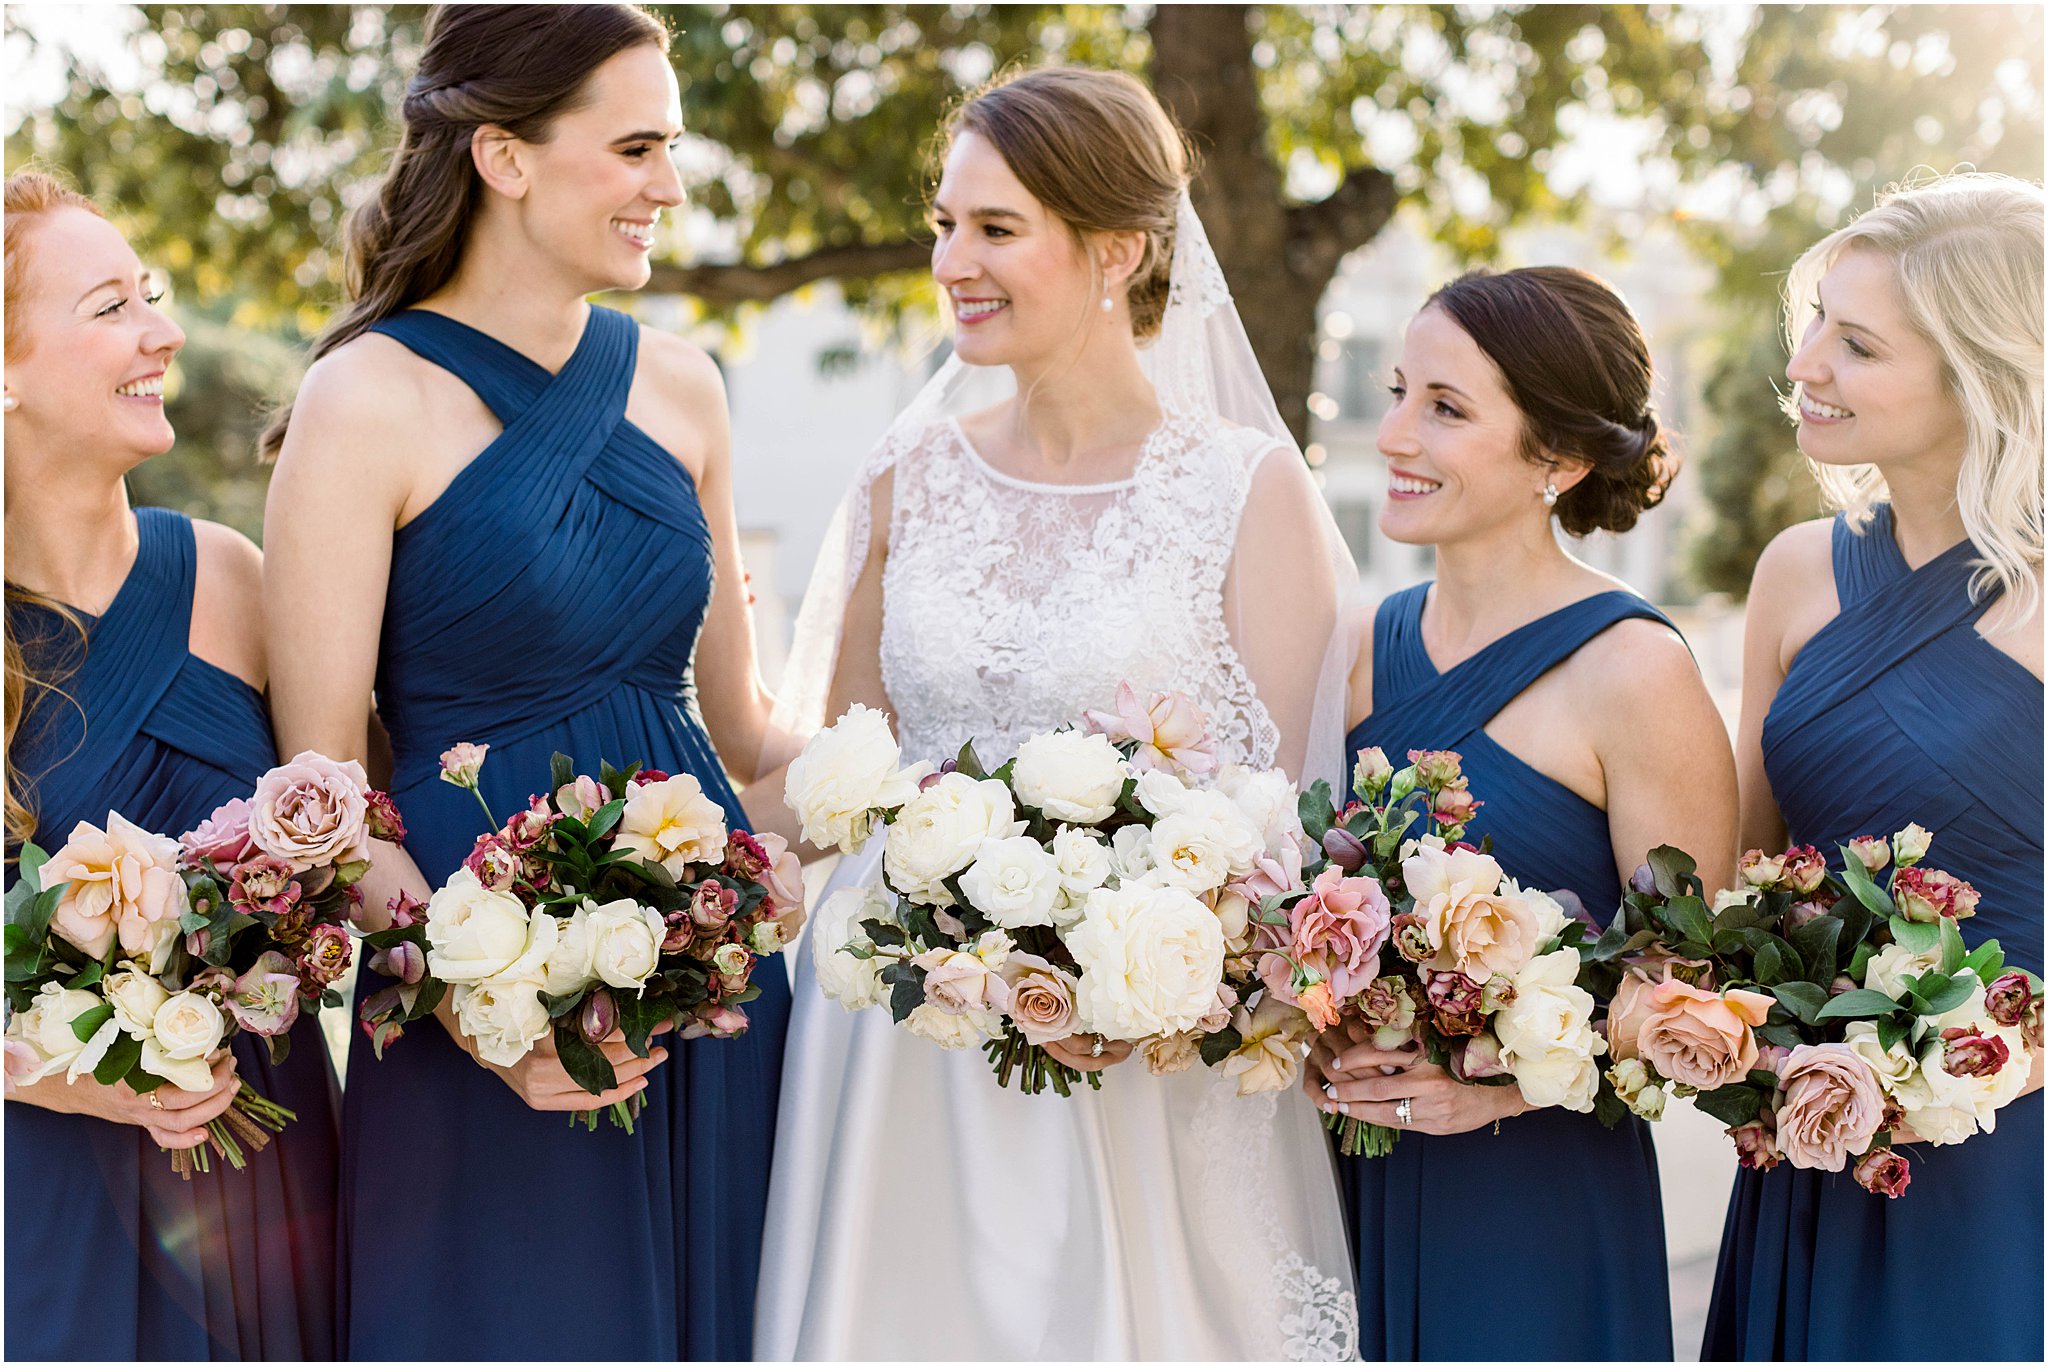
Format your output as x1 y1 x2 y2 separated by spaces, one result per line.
1749 517 1838 613
634 327 727 425
278 332 445 481
1571 614 1702 709
187 519 266 687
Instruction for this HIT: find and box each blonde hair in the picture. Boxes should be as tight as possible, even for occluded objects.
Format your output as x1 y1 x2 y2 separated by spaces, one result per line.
4 170 101 849
943 67 1192 340
1783 171 2045 619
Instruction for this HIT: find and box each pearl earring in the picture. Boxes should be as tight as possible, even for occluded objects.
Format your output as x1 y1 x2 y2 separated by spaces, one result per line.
2 394 16 413
1101 293 1114 314
1541 482 1558 507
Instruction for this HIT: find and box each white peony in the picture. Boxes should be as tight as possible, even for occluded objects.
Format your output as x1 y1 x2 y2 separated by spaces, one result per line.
1861 942 1942 1001
1842 1020 1919 1093
1010 731 1129 825
958 836 1063 929
1214 765 1305 857
1493 948 1607 1113
1065 883 1225 1040
785 704 933 853
883 773 1026 905
452 978 553 1068
811 886 890 1010
613 773 727 877
904 1002 1001 1049
4 983 117 1085
143 992 227 1092
542 907 598 997
1108 825 1155 883
1145 793 1264 895
583 897 667 990
425 870 548 983
105 966 171 1040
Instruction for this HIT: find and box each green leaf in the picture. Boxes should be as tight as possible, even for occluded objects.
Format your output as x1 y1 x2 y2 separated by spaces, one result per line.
91 1031 142 1087
1815 988 1903 1021
412 978 447 1021
67 960 103 993
1755 1021 1804 1049
538 989 587 1020
550 752 575 796
887 973 922 1024
267 1032 293 1067
1889 916 1938 953
1962 941 2006 981
1876 1015 1909 1052
584 798 626 843
1936 916 1966 975
1692 1082 1766 1128
1788 917 1843 986
1646 845 1697 899
1591 1076 1629 1129
952 741 987 781
1848 941 1875 984
1770 981 1829 1025
550 1018 617 1097
1299 780 1334 845
1838 854 1896 918
618 990 672 1057
1750 939 1795 986
1659 894 1714 949
69 1002 114 1043
1907 971 1975 1017
1198 1025 1243 1066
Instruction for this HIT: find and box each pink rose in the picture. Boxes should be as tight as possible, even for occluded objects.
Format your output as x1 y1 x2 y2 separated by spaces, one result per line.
1084 682 1216 777
1984 971 2035 1029
1288 867 1391 999
753 833 807 912
997 951 1080 1046
1782 893 1836 929
1775 1043 1885 1172
296 923 354 991
179 798 256 869
1424 969 1485 1017
1607 956 1715 1060
1891 866 1979 923
1847 836 1890 874
1728 1116 1781 1172
1431 786 1481 829
1940 1025 2011 1079
250 751 372 872
913 948 1010 1017
44 813 186 960
363 789 407 843
1853 1147 1911 1198
438 742 489 788
1636 979 1775 1091
226 950 303 1036
1779 845 1828 895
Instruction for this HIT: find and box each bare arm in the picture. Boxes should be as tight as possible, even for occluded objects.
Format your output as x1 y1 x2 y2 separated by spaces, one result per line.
1735 522 1838 857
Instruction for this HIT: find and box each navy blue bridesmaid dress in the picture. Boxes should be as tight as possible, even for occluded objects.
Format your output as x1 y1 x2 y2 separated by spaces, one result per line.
338 305 789 1361
5 507 338 1361
1704 506 2043 1360
1340 584 1677 1360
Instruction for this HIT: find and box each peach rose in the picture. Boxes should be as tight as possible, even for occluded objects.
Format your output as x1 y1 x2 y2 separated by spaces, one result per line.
1636 979 1774 1090
1606 956 1715 1061
1775 1043 1885 1172
998 952 1079 1046
44 813 185 960
1404 843 1544 980
250 751 372 872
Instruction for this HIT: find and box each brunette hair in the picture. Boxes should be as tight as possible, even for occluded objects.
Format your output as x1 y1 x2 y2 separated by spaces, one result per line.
259 3 668 460
1427 266 1677 537
4 170 102 847
944 67 1192 339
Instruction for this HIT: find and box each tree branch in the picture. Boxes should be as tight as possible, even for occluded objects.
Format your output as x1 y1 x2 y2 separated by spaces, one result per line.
644 239 930 304
1285 165 1400 285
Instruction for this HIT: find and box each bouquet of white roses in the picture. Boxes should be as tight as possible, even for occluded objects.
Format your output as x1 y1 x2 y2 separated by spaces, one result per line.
790 688 1303 1095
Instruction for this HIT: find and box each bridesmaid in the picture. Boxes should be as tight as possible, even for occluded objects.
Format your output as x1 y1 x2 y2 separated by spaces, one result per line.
1307 267 1738 1359
3 171 338 1359
1703 174 2043 1360
261 6 788 1359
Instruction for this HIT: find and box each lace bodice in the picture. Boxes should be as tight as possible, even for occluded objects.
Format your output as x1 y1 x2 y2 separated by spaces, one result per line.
876 415 1281 767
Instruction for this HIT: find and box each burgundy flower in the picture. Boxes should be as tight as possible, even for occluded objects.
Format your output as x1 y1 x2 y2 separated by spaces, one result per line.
386 889 427 929
1729 1117 1781 1173
1853 1147 1911 1198
370 940 425 986
1939 1025 2011 1079
1984 971 2034 1029
679 1002 748 1040
580 991 619 1044
1779 845 1828 895
363 789 407 843
629 768 671 787
269 905 314 946
297 923 353 990
690 881 739 932
1424 970 1485 1016
464 834 522 893
505 797 554 850
723 829 771 880
1891 866 1980 923
231 855 301 912
1320 827 1367 873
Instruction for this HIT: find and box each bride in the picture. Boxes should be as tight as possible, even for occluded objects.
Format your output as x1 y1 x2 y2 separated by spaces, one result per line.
750 66 1360 1360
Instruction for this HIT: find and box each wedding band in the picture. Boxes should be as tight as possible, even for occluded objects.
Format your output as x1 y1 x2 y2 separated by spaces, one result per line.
1090 1038 1105 1058
1395 1097 1412 1127
1322 1081 1337 1100
148 1092 164 1111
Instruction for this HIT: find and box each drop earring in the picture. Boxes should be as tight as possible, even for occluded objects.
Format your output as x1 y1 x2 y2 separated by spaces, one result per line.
1541 482 1558 507
1101 293 1114 314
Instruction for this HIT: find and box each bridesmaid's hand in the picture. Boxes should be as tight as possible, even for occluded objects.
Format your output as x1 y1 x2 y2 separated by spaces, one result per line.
1315 1049 1529 1137
438 992 672 1111
1042 1033 1132 1072
6 1052 242 1149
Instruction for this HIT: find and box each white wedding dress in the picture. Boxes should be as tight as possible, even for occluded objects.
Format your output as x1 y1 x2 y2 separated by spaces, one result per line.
754 421 1360 1360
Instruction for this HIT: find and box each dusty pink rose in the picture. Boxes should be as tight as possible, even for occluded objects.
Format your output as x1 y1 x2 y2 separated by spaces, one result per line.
250 751 372 872
1356 976 1416 1038
1847 836 1890 873
1451 1031 1511 1081
1607 956 1715 1061
1084 682 1216 776
1406 749 1466 790
1940 1025 2011 1079
1984 971 2035 1029
1636 979 1774 1090
1775 1043 1885 1172
1853 1147 1911 1198
690 881 739 932
1779 845 1828 895
297 923 354 990
998 951 1079 1046
1891 866 1978 923
1288 866 1391 999
362 789 407 843
226 950 302 1036
438 742 489 788
912 948 1009 1017
180 798 256 869
1431 786 1481 828
1729 1117 1781 1172
44 813 186 960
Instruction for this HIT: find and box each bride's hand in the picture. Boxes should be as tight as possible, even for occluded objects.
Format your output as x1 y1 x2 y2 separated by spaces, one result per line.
1043 1033 1132 1072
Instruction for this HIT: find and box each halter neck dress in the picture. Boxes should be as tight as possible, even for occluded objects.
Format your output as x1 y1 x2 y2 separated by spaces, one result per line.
1703 507 2042 1360
337 305 789 1360
1339 585 1677 1360
5 507 339 1360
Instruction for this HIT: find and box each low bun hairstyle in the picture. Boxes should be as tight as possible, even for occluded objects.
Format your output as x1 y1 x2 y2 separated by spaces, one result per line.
259 3 668 461
1427 266 1677 537
944 67 1192 340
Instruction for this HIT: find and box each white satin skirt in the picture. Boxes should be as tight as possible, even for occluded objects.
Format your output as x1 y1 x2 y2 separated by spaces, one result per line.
754 846 1359 1361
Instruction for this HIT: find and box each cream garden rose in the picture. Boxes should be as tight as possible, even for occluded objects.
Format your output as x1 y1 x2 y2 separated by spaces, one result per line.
1066 883 1225 1040
1493 948 1607 1112
583 897 668 990
1214 765 1305 857
1404 843 1548 981
543 907 598 996
614 774 727 878
1861 942 1942 1000
812 887 890 1010
452 978 553 1067
1146 794 1264 896
144 992 227 1092
1048 826 1112 926
904 1001 1000 1049
425 870 557 984
4 983 116 1085
1010 730 1130 825
959 835 1063 929
785 704 933 853
883 773 1025 905
105 966 171 1039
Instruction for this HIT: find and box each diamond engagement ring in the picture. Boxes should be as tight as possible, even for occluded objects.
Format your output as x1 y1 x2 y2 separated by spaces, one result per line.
148 1092 165 1111
1090 1038 1105 1058
1395 1096 1412 1127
